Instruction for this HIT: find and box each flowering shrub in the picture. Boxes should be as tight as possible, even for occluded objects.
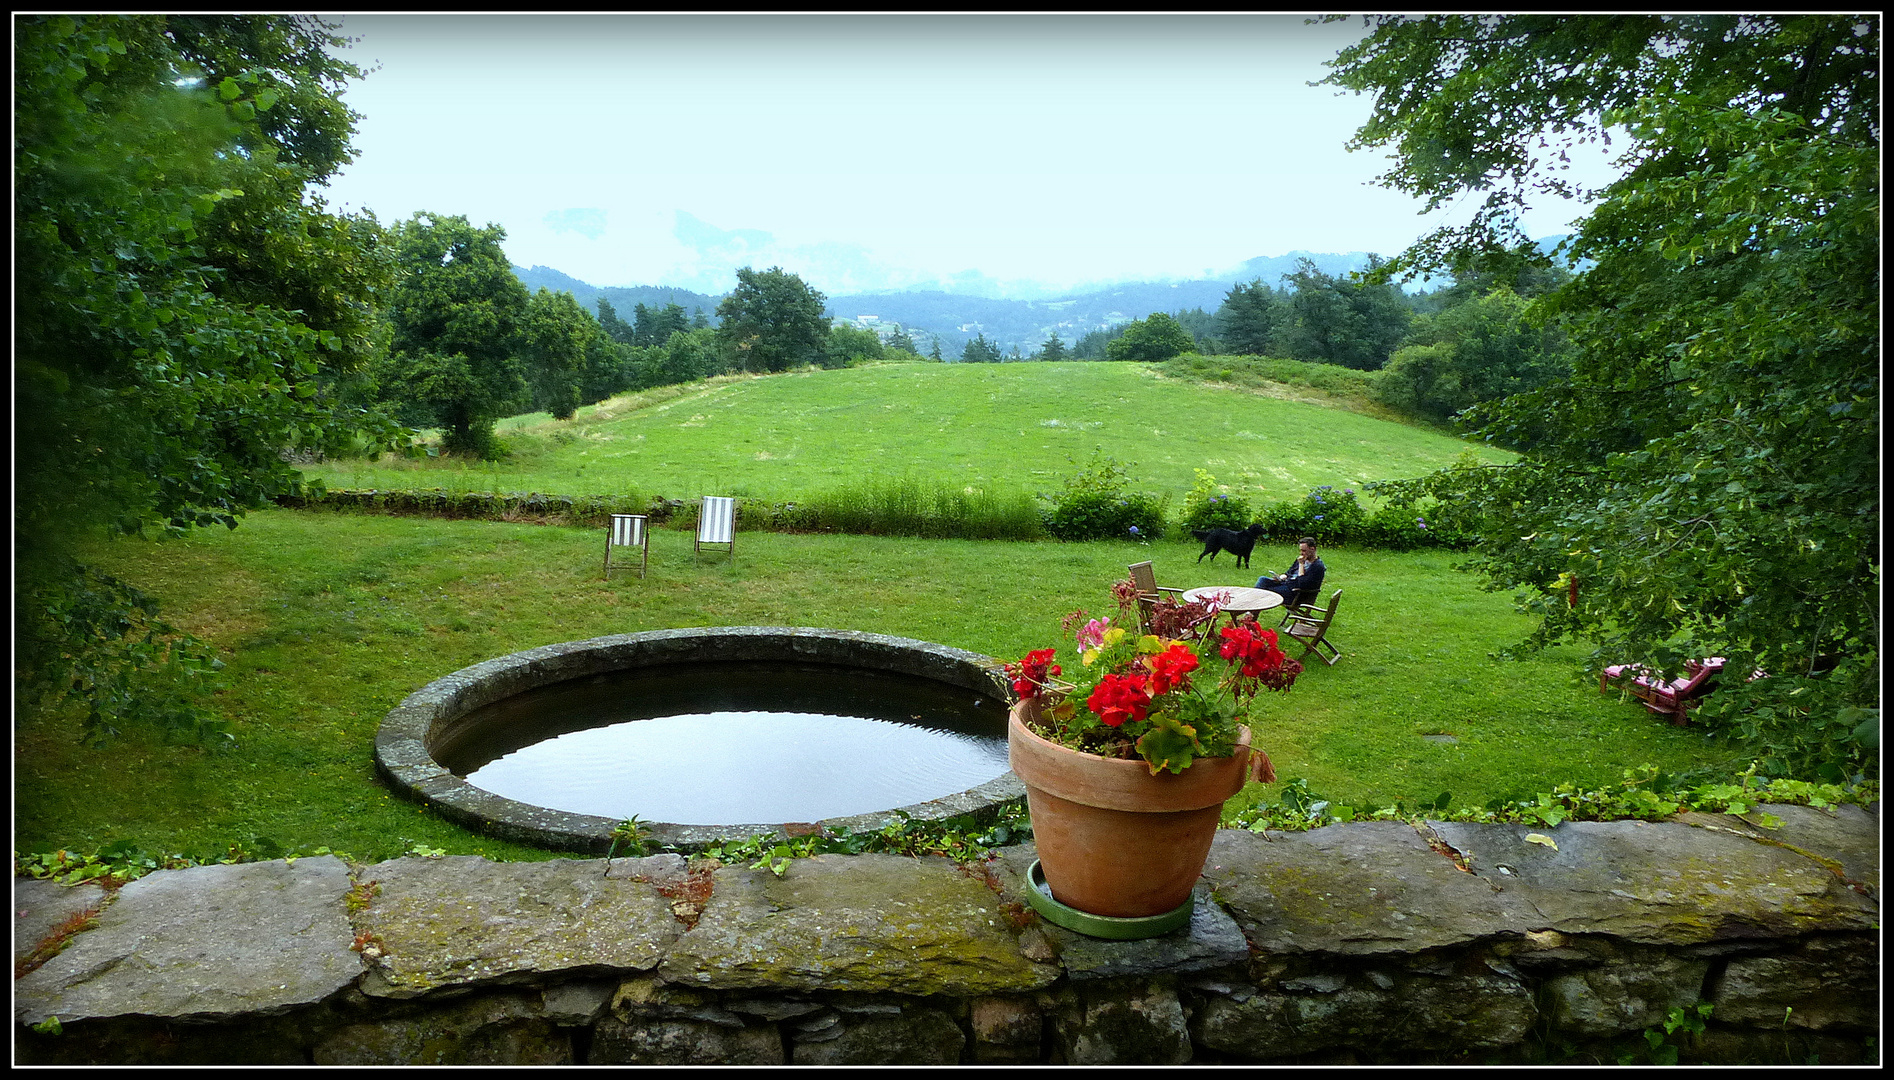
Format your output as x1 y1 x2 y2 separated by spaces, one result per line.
1299 485 1369 542
1355 504 1445 550
1040 451 1169 541
1182 468 1255 532
1008 582 1302 775
1243 484 1470 550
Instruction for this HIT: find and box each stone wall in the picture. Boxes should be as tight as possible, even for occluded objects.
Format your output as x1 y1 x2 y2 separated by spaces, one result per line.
13 805 1879 1065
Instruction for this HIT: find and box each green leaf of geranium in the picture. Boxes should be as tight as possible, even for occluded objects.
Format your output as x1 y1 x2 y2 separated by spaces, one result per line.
1135 714 1203 775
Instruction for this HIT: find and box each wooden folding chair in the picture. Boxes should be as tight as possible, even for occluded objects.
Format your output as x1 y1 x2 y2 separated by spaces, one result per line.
604 513 649 578
1282 588 1342 666
696 496 736 559
1276 579 1326 620
1126 561 1186 634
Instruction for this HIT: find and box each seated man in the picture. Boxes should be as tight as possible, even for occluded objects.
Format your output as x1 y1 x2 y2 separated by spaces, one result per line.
1256 537 1325 607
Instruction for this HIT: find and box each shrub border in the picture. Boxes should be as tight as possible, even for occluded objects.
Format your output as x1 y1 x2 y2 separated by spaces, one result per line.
278 485 1472 549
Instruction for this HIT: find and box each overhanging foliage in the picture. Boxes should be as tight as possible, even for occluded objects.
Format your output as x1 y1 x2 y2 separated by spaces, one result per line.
15 15 404 739
1329 15 1879 776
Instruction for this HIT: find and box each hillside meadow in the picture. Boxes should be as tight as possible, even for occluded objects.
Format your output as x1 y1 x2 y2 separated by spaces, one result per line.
21 362 1745 867
300 360 1509 507
16 512 1741 863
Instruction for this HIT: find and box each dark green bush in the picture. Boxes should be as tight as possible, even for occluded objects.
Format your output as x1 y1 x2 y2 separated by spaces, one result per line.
1044 490 1170 542
1248 484 1469 549
1185 494 1254 532
1301 485 1369 543
1041 453 1170 541
1181 469 1256 533
279 488 655 527
1357 504 1446 550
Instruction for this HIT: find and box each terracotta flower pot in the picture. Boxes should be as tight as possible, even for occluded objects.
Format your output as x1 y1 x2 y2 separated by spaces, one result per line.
1008 700 1255 919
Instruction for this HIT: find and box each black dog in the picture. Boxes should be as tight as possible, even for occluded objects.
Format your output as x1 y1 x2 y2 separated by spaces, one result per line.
1191 524 1266 569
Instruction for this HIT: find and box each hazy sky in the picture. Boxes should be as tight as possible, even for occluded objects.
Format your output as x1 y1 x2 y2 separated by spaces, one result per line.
319 13 1617 297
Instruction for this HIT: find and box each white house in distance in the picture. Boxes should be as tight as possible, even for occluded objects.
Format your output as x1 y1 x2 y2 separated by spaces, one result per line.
831 314 938 353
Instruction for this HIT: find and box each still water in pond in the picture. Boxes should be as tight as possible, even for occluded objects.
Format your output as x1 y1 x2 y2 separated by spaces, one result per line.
437 661 1009 825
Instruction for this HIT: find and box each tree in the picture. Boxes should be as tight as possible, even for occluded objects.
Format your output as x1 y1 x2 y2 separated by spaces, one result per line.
596 297 636 345
1105 312 1196 363
579 329 637 405
1278 257 1412 370
715 266 830 373
960 333 1004 363
1073 325 1126 360
886 325 917 353
15 14 403 740
1375 286 1573 422
1171 307 1221 354
521 289 608 419
928 339 944 362
652 328 724 387
827 325 886 366
1218 279 1284 355
632 302 691 348
379 213 530 457
1037 334 1069 362
1330 14 1879 774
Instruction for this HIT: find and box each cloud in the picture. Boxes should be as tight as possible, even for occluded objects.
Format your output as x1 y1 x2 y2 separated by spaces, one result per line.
544 207 607 240
673 211 774 258
664 210 1100 299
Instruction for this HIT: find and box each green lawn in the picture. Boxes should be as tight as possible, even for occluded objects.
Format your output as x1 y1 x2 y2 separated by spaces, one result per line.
15 510 1742 864
299 361 1510 506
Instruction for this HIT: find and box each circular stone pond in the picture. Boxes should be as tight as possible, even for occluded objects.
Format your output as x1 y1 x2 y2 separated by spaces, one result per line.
375 627 1026 852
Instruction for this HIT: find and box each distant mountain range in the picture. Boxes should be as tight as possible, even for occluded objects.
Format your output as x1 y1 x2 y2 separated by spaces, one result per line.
512 265 723 324
818 251 1386 356
512 243 1562 358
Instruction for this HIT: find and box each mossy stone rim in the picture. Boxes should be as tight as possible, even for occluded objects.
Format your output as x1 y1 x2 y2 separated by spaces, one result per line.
375 626 1027 853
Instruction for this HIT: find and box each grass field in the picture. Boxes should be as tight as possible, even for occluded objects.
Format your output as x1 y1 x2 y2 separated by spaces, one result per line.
15 511 1742 864
298 361 1510 507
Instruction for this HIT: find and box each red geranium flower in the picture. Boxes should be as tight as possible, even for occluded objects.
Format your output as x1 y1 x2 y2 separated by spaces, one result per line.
1256 652 1304 691
1220 625 1289 678
1144 642 1200 695
1087 671 1152 727
1008 648 1062 697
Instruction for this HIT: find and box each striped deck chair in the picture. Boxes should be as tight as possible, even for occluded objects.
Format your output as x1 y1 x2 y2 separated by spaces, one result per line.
696 496 736 559
604 513 649 578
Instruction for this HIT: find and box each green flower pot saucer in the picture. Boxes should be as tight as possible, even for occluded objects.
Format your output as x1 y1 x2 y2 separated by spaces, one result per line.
1024 859 1194 940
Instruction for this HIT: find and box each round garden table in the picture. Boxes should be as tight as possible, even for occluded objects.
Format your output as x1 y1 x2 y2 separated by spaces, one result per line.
1181 585 1285 627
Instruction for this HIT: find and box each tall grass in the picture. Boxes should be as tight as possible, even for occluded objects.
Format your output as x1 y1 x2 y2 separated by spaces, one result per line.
1156 352 1407 422
1160 351 1381 394
797 476 1045 540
